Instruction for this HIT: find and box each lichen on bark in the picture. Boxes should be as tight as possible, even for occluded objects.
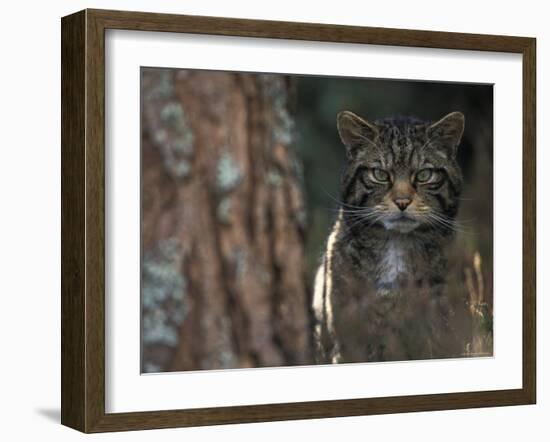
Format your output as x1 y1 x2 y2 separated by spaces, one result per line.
141 69 312 372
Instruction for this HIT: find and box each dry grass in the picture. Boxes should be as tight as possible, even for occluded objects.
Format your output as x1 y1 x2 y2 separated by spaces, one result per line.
463 252 493 357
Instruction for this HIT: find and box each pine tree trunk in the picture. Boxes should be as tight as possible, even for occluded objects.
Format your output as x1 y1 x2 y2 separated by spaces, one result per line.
141 68 312 372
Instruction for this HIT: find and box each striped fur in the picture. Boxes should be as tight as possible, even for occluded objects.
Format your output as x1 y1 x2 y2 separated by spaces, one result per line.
313 209 343 363
313 111 464 363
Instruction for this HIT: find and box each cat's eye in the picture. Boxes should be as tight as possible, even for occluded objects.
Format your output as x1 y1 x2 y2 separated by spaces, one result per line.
370 168 390 183
415 169 434 183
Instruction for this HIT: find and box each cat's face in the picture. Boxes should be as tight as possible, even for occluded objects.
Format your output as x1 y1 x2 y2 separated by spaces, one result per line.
337 111 464 234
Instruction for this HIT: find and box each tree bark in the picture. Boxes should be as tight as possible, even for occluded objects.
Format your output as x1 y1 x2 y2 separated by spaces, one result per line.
140 68 312 372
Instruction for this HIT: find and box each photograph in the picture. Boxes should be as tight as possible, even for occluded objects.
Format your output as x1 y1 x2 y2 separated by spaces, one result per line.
54 5 536 435
140 67 494 373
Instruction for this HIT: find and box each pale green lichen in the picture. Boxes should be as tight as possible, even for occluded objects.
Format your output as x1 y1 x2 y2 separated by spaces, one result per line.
160 102 185 124
156 102 194 179
216 151 242 192
196 316 235 370
142 69 174 101
290 156 305 184
273 109 295 145
260 74 295 146
216 197 233 224
171 133 194 156
266 169 283 186
143 362 162 374
232 248 247 280
142 238 186 348
296 207 307 228
154 129 168 145
167 158 191 178
219 348 237 369
142 308 179 347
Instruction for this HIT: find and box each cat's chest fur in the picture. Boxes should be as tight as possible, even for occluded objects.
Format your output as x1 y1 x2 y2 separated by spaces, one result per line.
376 239 412 289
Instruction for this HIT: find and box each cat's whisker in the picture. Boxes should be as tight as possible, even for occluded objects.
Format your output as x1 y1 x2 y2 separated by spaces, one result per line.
426 215 456 229
339 208 380 214
430 211 467 228
325 207 366 213
423 212 468 234
340 204 385 217
344 213 383 229
341 209 388 236
313 111 475 365
321 188 371 210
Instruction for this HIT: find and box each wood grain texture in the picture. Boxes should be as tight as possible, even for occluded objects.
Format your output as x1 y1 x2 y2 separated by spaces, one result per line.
61 10 86 431
60 8 537 433
90 8 532 53
84 9 107 433
522 38 536 404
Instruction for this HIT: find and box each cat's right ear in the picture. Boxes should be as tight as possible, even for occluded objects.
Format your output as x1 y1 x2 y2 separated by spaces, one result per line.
427 112 465 158
337 111 378 158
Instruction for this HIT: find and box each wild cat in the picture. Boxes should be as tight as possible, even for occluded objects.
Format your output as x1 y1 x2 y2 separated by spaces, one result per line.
313 110 465 364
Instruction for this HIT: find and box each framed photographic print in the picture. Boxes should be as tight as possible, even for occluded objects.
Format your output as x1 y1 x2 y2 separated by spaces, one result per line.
61 9 536 433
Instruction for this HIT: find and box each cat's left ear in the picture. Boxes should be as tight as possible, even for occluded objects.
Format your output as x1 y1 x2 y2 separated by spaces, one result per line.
427 112 465 158
337 111 379 159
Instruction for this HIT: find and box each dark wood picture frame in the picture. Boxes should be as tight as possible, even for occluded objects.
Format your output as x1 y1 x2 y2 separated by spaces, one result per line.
61 8 536 433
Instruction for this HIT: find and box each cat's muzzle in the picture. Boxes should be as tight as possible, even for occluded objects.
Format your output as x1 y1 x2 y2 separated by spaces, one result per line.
381 212 420 233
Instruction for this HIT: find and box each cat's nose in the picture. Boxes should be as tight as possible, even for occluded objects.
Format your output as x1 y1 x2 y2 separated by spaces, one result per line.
394 198 412 211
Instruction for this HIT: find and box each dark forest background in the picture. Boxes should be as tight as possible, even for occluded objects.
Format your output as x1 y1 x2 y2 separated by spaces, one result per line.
141 68 493 373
